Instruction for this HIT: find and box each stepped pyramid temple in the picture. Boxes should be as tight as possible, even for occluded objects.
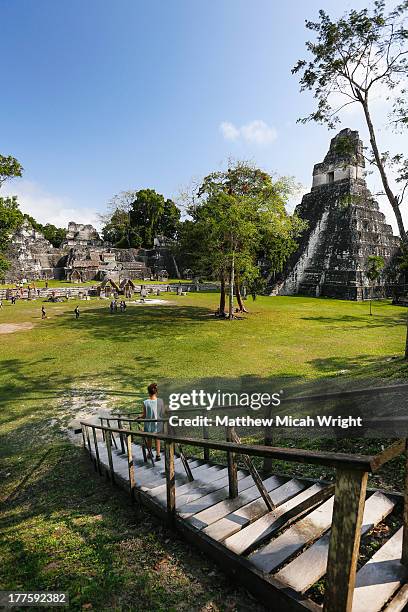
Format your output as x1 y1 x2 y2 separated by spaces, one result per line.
272 128 400 300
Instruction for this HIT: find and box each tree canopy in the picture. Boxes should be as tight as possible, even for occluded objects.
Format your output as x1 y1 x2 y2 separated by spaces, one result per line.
182 161 307 315
101 189 180 248
0 196 24 252
0 154 23 189
23 214 66 248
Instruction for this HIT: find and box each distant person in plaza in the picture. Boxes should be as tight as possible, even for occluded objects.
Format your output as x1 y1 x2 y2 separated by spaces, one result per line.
74 306 80 319
41 306 46 319
142 383 164 461
45 281 48 289
110 300 115 313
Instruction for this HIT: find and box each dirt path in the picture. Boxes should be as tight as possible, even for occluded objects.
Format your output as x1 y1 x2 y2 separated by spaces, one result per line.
0 322 34 334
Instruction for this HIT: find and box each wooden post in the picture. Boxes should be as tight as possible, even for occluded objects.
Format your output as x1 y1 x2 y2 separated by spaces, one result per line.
106 419 118 449
105 427 115 483
117 418 126 454
226 426 238 498
92 427 102 475
127 434 136 499
81 424 86 448
402 439 408 566
165 440 176 521
85 425 92 454
323 468 368 612
263 405 273 473
100 418 106 442
203 421 210 461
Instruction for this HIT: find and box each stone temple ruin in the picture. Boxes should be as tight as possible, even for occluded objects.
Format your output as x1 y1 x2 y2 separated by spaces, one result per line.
272 128 400 300
5 221 179 283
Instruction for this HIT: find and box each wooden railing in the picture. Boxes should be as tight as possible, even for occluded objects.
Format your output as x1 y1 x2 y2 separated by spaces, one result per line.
80 418 407 612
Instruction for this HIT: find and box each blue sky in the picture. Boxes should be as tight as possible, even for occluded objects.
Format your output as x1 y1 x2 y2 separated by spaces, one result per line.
1 0 406 231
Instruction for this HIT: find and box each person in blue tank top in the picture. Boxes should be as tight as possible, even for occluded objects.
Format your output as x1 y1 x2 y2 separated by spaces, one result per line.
142 382 164 461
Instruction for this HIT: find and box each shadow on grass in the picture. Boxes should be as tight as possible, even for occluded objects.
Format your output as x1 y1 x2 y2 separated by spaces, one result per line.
301 311 407 328
2 444 260 611
49 304 216 343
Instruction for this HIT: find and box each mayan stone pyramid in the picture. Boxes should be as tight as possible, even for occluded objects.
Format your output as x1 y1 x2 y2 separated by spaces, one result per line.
273 128 400 300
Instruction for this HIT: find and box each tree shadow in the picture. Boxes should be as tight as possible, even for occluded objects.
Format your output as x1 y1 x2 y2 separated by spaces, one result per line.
301 311 407 329
48 304 216 343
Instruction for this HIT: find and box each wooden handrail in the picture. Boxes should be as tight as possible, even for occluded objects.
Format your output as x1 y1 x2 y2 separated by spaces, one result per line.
81 420 389 471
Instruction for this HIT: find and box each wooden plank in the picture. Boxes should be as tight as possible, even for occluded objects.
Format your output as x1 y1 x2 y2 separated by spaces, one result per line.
165 440 175 519
178 473 255 518
248 495 335 572
203 478 306 543
276 492 396 593
369 439 406 473
175 516 321 612
175 471 248 511
323 469 368 612
383 583 408 612
352 528 406 612
225 482 329 555
189 475 284 530
148 465 225 497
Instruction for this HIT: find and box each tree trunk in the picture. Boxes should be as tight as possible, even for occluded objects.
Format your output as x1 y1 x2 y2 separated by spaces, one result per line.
228 253 235 319
361 97 406 241
219 275 226 313
171 254 180 279
405 311 408 359
235 279 248 312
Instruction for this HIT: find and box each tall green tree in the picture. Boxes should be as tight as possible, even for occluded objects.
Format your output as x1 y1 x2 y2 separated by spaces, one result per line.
185 161 306 317
293 1 408 241
366 255 385 315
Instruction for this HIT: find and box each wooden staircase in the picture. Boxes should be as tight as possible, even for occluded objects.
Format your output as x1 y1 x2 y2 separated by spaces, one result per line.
80 419 408 612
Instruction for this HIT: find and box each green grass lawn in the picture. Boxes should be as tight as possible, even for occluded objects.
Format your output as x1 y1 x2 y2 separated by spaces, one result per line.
1 292 407 609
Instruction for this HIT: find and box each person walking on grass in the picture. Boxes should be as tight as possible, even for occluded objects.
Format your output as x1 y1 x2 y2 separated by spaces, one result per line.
142 383 164 461
41 306 46 319
74 305 80 319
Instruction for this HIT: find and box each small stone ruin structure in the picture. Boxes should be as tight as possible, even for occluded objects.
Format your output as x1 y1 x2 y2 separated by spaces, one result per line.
272 128 400 300
4 220 182 283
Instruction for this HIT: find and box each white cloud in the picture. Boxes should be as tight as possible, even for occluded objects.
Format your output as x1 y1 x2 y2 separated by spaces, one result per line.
220 121 240 141
2 181 101 230
220 119 277 145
